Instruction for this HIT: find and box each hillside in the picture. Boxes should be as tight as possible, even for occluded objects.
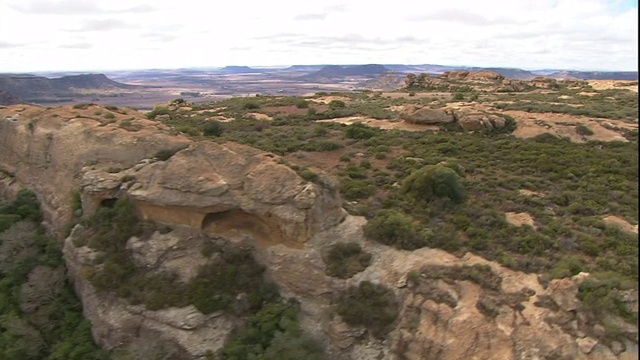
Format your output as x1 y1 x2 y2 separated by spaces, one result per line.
0 90 21 105
0 72 637 359
298 64 389 82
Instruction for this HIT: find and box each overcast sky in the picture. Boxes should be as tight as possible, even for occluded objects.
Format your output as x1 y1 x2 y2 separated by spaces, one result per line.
0 0 637 72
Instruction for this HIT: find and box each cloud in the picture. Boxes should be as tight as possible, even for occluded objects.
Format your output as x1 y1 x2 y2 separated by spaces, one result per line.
9 0 99 14
9 0 154 14
407 9 519 26
140 33 178 42
293 13 327 20
118 5 155 13
60 42 93 49
0 41 25 49
65 19 137 32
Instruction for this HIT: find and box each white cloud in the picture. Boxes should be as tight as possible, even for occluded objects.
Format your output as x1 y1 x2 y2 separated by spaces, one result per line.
0 0 637 72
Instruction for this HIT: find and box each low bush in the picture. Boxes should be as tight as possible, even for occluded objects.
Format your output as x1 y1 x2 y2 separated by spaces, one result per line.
336 281 399 338
203 121 224 137
323 242 372 278
363 210 429 250
154 145 187 161
402 164 467 204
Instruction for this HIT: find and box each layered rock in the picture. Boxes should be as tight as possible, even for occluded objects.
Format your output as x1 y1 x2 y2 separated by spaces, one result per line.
0 104 190 234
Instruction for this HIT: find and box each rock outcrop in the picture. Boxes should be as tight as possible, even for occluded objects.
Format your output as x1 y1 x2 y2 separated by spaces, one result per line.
442 70 505 82
399 106 455 125
1 103 636 360
454 108 510 132
0 104 345 243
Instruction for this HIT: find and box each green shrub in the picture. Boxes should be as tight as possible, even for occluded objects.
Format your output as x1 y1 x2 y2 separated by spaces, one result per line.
0 190 108 359
323 242 372 278
345 122 377 140
336 281 399 338
221 300 325 360
302 140 343 152
178 125 200 136
242 101 260 110
145 107 171 120
341 179 376 200
295 100 309 109
154 145 187 161
72 103 96 109
203 121 224 137
363 210 429 250
328 100 346 109
576 124 595 136
299 169 319 182
402 164 467 204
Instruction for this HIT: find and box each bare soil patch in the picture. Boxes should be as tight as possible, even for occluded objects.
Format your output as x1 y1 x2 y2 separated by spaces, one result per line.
317 116 439 132
505 212 536 228
588 80 638 92
518 189 546 198
246 112 273 121
505 110 634 142
603 215 638 235
311 96 351 104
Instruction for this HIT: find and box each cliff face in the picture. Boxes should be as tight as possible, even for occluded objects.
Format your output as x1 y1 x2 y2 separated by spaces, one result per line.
1 104 637 359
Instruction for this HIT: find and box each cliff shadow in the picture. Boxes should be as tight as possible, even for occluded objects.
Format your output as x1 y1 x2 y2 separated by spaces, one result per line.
201 210 288 248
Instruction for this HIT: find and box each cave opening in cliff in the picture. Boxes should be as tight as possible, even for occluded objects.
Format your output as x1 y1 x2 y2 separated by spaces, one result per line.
201 210 282 246
100 198 118 208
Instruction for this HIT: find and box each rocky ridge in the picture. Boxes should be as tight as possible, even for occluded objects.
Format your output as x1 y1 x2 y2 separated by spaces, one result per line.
0 104 637 359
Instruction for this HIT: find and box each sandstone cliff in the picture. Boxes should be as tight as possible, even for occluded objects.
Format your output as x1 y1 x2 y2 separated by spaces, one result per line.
1 104 637 359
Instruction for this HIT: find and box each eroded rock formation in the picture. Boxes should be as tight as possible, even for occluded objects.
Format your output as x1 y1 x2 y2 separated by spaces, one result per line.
1 104 637 359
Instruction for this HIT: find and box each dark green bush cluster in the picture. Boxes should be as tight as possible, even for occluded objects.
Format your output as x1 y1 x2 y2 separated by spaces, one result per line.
145 107 171 120
577 272 638 342
154 145 187 161
203 120 224 137
323 242 372 278
220 300 325 360
401 164 467 204
0 190 109 359
0 189 42 231
336 281 399 338
576 124 595 136
363 210 429 250
345 122 377 140
242 101 261 110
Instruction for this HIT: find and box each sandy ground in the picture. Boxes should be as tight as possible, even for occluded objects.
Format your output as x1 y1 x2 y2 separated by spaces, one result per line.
506 110 635 142
603 215 639 235
505 212 536 228
588 80 638 92
316 116 439 132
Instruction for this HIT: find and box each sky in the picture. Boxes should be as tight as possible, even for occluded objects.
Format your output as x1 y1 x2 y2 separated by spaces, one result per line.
0 0 638 72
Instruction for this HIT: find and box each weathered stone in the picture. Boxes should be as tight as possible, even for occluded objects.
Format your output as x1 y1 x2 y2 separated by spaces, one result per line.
577 337 599 354
399 106 455 125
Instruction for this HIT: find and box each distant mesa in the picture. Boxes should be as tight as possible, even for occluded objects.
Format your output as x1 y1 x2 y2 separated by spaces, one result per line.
298 64 390 82
0 73 136 100
545 71 638 81
218 66 264 74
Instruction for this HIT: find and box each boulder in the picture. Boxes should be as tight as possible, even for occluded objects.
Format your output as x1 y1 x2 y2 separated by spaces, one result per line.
454 109 509 132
